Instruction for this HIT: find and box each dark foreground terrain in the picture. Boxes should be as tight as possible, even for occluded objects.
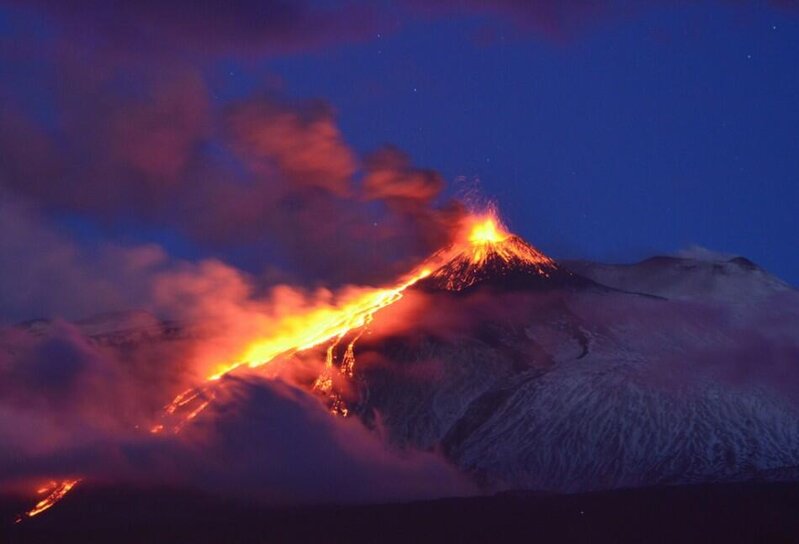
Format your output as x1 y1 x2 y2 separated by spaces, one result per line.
3 482 799 543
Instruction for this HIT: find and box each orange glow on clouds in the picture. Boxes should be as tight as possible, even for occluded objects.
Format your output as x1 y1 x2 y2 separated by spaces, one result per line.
155 206 552 428
15 206 551 523
200 207 533 382
207 267 432 380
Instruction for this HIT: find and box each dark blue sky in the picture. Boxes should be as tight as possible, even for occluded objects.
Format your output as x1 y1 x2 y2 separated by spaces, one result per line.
260 4 799 281
1 1 798 294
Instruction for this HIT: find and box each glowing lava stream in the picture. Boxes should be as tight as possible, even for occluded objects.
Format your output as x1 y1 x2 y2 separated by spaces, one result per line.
15 479 81 523
155 267 434 429
13 259 437 521
155 211 529 429
218 211 527 382
209 268 434 380
13 211 528 523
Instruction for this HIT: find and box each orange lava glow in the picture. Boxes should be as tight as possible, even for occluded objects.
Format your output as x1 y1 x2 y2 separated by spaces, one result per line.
467 215 510 245
154 266 435 429
16 206 551 523
195 211 520 385
424 208 557 292
16 479 81 523
156 207 550 426
207 268 432 380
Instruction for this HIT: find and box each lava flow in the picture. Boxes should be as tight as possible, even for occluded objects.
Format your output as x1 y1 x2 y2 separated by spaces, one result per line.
154 209 559 429
13 209 555 524
15 479 81 524
210 267 434 380
154 265 435 430
206 209 545 382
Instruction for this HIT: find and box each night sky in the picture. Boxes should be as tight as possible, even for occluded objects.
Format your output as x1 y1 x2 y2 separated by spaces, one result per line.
270 3 799 280
1 1 798 323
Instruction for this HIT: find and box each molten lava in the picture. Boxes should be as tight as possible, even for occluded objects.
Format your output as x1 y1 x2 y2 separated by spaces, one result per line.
152 268 434 431
154 208 563 428
16 479 81 523
214 269 433 380
422 211 559 292
203 210 553 382
468 215 510 245
15 208 567 523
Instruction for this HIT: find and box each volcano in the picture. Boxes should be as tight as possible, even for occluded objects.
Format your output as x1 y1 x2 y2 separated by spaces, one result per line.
350 244 799 494
417 215 595 293
7 211 799 531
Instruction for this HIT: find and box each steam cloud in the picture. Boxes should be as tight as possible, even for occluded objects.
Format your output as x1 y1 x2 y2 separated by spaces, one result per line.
0 322 472 501
0 0 471 505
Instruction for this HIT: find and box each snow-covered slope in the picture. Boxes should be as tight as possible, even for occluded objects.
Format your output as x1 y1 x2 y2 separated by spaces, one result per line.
563 255 793 303
352 254 799 493
13 251 799 495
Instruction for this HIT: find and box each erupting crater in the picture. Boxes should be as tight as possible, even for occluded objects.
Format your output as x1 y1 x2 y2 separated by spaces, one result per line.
419 211 585 293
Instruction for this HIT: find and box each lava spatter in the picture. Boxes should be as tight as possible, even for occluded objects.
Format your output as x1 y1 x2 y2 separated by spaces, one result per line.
418 211 584 293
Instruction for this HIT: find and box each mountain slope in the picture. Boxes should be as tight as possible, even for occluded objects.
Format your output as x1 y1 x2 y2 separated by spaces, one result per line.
417 216 595 293
352 248 799 493
563 255 793 303
12 225 799 497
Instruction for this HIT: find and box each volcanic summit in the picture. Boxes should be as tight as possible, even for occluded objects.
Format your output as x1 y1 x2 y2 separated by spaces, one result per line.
418 213 592 293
